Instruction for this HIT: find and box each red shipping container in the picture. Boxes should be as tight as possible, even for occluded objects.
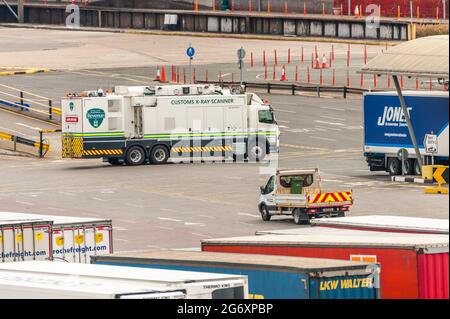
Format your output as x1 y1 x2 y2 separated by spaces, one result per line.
202 229 449 299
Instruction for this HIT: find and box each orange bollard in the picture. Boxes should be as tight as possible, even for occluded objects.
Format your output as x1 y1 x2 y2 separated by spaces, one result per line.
301 47 304 63
360 73 364 88
397 5 401 19
171 65 175 82
331 44 335 60
274 49 278 65
194 0 199 12
288 48 291 64
416 6 420 19
268 0 271 15
329 52 332 68
359 5 363 17
263 50 266 67
401 76 404 88
436 6 439 20
332 68 336 86
307 67 311 83
322 3 325 16
295 65 298 82
273 64 276 81
177 67 180 83
373 74 377 89
347 44 351 67
231 0 235 13
161 66 167 83
248 0 252 13
387 76 391 89
311 52 314 69
250 52 254 68
303 2 307 15
364 45 367 64
416 78 419 90
213 0 216 12
340 3 343 15
430 78 433 91
315 45 318 60
284 1 288 15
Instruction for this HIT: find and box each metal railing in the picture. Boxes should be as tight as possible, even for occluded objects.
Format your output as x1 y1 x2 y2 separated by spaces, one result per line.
0 130 50 155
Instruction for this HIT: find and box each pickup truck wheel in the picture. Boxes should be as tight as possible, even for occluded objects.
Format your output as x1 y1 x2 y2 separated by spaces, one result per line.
125 146 146 166
293 208 309 225
387 158 401 176
260 204 271 221
150 145 169 164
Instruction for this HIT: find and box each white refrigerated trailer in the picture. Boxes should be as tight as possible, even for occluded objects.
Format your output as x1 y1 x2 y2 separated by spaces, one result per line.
61 84 279 165
0 261 248 299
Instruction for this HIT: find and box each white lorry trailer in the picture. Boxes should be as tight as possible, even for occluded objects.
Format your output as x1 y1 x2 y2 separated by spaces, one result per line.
1 220 52 263
0 261 248 299
61 84 279 165
258 168 353 225
0 212 113 263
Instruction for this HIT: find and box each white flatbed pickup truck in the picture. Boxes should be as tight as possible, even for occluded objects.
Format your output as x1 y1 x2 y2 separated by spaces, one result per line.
258 168 353 224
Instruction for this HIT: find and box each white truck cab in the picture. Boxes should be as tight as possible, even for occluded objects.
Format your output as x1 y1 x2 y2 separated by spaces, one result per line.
258 168 353 225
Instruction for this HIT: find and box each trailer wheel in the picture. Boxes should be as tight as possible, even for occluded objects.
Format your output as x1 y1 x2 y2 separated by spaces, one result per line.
125 146 146 166
150 145 169 164
247 139 267 162
387 158 401 176
259 204 271 221
293 208 309 225
413 159 422 176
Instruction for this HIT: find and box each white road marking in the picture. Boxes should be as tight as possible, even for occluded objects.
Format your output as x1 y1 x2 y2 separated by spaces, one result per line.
113 226 128 231
279 125 290 129
310 136 337 142
315 125 341 131
114 238 129 242
15 123 42 131
238 213 260 218
48 207 65 212
125 203 144 208
100 189 115 194
191 233 213 238
320 115 346 121
160 208 178 213
319 106 344 111
117 219 137 224
15 201 33 206
153 226 174 231
184 222 206 227
322 179 345 183
224 176 242 180
91 197 106 201
275 109 296 114
158 217 183 222
146 245 164 249
277 120 290 124
314 120 345 126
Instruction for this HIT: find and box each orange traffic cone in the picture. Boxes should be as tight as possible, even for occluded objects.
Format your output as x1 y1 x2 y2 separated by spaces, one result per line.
321 54 327 69
155 67 161 81
315 56 320 69
280 64 287 81
160 66 167 83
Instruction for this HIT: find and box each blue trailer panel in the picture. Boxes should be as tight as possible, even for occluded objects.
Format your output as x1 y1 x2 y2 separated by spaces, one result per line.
363 91 449 174
91 251 379 299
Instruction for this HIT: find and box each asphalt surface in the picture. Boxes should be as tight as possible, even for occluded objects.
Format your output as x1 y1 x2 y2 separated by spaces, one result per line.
0 28 448 253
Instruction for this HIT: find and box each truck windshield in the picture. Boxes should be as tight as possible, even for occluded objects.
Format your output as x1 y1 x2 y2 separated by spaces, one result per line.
259 110 274 124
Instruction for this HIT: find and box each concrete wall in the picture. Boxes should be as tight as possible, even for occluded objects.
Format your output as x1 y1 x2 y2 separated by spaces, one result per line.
0 3 414 41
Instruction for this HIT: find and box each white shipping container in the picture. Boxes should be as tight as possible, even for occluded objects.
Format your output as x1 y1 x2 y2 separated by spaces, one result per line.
0 220 52 263
0 261 248 299
0 212 112 263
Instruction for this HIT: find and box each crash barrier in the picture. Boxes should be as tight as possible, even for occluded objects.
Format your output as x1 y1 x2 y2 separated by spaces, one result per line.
195 80 369 98
0 84 61 121
39 129 62 158
0 130 50 155
423 165 449 195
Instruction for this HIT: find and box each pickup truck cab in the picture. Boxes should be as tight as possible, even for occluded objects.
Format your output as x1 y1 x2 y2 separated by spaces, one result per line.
258 168 353 224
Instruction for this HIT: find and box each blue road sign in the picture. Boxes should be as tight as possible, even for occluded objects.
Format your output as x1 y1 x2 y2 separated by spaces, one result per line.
186 46 195 58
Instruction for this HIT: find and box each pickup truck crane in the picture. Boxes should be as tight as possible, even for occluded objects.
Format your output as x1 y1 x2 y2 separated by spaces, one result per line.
258 168 353 225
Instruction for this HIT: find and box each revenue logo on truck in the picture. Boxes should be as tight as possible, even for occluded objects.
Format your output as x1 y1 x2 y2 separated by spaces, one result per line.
86 108 105 128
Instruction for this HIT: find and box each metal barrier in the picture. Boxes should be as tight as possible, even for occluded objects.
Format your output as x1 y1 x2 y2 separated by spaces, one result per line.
195 80 370 98
0 130 50 155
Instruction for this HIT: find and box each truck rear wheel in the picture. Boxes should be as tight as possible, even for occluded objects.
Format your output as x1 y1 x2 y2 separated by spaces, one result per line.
293 208 309 225
150 145 169 164
387 158 401 176
126 146 146 166
259 204 271 221
247 139 267 162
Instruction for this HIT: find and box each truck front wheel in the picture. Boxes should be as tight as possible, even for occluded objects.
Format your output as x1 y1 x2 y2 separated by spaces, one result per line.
259 204 271 221
247 139 267 162
125 146 146 166
293 208 309 225
150 145 169 164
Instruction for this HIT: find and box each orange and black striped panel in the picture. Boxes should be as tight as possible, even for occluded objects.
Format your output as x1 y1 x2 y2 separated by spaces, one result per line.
308 191 353 204
82 149 123 156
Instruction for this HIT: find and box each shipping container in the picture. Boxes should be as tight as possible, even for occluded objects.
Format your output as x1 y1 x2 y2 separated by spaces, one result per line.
202 228 449 299
0 212 113 263
0 261 248 299
0 220 52 263
91 250 380 299
310 215 449 234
